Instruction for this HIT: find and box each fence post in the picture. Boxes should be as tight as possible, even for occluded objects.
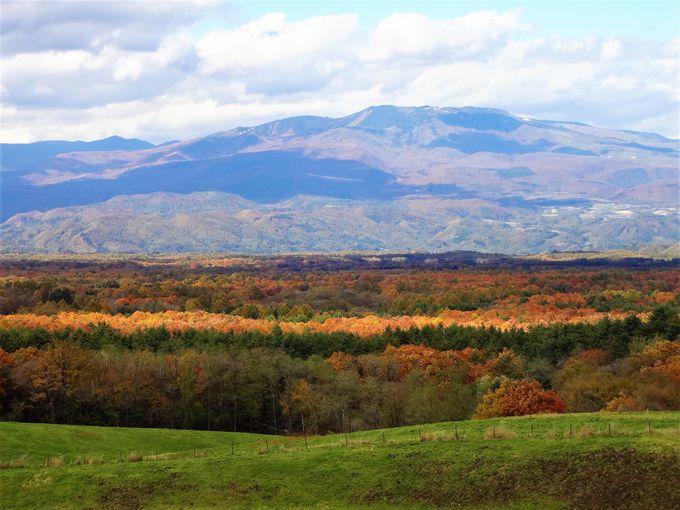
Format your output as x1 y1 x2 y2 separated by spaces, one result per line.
302 412 309 451
648 420 652 433
231 443 234 455
569 424 573 438
455 426 459 441
531 424 534 438
382 431 386 444
265 439 269 453
493 425 496 439
608 423 612 436
342 409 349 446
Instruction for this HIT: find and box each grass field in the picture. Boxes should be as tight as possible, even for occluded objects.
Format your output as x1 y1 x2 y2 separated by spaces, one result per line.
1 412 679 509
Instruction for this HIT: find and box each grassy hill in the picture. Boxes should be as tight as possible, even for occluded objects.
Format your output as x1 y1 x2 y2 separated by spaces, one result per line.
1 412 679 509
0 421 267 463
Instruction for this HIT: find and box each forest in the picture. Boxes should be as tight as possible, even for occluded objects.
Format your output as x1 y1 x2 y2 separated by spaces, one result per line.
0 255 678 434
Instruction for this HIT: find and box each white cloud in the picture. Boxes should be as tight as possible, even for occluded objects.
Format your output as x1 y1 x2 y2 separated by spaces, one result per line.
600 39 622 60
361 10 525 62
197 13 358 73
0 7 678 142
0 0 220 54
113 56 145 82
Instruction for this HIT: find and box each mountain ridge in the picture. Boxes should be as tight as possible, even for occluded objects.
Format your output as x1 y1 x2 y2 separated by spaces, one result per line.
1 105 677 254
0 136 156 173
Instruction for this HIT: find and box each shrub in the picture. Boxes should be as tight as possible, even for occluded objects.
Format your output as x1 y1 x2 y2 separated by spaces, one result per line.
74 455 103 465
484 425 517 439
577 425 596 438
0 455 28 469
603 392 644 412
127 452 143 462
420 432 447 442
474 379 565 418
45 456 64 467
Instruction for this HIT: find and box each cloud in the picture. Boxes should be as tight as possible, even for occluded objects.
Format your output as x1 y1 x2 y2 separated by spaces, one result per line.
0 7 677 142
1 0 219 54
197 13 358 73
196 13 359 96
1 31 198 108
361 10 526 62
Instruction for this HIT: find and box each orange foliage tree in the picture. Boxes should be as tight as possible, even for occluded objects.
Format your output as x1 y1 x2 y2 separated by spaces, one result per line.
604 392 644 412
474 379 565 418
632 340 680 382
329 344 494 383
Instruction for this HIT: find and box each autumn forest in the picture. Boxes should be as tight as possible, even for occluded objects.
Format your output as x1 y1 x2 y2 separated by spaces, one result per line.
1 254 679 434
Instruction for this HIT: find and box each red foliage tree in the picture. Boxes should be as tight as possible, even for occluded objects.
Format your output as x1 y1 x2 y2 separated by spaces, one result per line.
474 379 565 418
0 348 13 413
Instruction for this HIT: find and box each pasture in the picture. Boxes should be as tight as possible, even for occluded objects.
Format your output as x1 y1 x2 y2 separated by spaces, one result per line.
2 412 679 509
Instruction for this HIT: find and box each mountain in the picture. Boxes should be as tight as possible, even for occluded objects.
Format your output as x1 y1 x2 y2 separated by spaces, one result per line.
1 106 678 254
0 136 155 173
2 191 676 254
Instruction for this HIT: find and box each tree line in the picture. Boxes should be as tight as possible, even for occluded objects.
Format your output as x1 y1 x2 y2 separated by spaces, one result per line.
0 340 677 434
0 307 678 434
1 306 677 364
2 265 677 319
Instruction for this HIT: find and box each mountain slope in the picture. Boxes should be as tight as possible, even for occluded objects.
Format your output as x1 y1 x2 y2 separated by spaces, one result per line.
2 191 676 254
0 106 677 253
0 136 155 173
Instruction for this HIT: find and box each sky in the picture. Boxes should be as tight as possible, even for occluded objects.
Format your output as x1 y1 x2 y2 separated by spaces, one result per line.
1 0 678 143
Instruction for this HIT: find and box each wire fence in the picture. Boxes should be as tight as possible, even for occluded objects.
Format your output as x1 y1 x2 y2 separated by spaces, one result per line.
2 418 678 469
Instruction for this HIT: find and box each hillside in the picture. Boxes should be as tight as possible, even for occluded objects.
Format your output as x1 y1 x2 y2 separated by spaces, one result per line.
2 191 676 254
1 106 678 253
1 413 679 509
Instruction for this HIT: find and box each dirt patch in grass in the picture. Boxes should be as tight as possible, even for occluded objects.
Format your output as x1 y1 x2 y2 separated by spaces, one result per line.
214 481 259 496
354 448 680 509
99 485 154 510
535 448 680 510
216 481 277 499
70 430 99 440
98 472 196 510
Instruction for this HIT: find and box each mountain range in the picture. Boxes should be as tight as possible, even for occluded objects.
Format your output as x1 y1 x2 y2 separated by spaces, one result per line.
1 105 678 254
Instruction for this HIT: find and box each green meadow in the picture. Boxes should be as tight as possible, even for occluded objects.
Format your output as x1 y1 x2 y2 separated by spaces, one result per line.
1 412 679 509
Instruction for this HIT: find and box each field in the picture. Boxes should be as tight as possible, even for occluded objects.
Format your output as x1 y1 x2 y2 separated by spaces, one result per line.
1 254 679 508
2 412 680 509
